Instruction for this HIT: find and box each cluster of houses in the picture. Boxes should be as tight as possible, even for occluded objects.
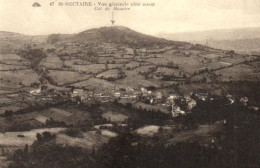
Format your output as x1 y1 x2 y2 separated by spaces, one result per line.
27 83 259 117
70 86 180 106
27 83 200 117
70 86 199 117
71 86 153 103
28 86 70 104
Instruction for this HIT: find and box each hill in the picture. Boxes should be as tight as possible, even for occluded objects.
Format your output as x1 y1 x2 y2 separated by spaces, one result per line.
156 27 260 53
47 26 183 47
0 26 259 92
0 26 259 168
205 38 260 54
0 31 47 54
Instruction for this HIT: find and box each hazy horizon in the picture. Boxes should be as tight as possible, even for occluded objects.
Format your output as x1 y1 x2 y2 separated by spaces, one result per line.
1 25 260 37
1 0 260 35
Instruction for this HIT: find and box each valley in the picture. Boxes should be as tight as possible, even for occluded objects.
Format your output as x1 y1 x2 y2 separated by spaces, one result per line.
0 26 259 168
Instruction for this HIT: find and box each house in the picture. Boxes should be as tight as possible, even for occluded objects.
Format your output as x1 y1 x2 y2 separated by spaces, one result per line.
185 95 192 102
172 105 185 117
42 94 54 101
80 95 88 101
94 92 102 97
141 87 148 94
187 99 196 110
137 48 147 53
30 88 41 95
249 106 259 111
226 94 235 104
240 97 248 105
71 88 84 97
129 95 137 99
168 94 177 100
100 93 110 98
195 92 208 101
34 115 48 124
85 91 94 97
121 93 130 99
126 87 135 93
114 92 121 98
156 92 162 99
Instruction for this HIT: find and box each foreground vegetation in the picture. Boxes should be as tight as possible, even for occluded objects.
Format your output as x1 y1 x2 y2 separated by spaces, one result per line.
7 97 259 168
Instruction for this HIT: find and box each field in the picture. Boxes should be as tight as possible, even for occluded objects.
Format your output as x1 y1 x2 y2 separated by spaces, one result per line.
162 51 205 74
133 102 169 114
0 105 93 132
71 78 115 90
0 80 22 90
0 54 37 86
69 64 106 74
154 67 185 77
148 57 170 65
206 61 231 70
35 115 48 124
96 69 121 79
135 125 160 136
221 56 247 64
64 59 91 66
0 128 65 147
135 65 155 74
96 57 115 64
166 123 223 146
0 69 40 86
0 103 29 115
0 64 28 71
0 54 29 66
47 70 90 85
0 54 21 60
125 61 140 69
113 69 155 88
101 111 128 122
34 107 90 125
199 53 224 59
40 55 63 69
107 63 125 69
50 107 72 116
55 130 116 149
215 64 259 82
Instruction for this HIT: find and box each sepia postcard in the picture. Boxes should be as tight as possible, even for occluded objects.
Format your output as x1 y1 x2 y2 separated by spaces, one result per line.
0 0 259 167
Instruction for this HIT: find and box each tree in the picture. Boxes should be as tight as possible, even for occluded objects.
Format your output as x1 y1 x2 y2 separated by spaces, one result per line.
158 126 164 133
4 110 13 118
95 129 102 135
65 128 83 138
36 133 42 141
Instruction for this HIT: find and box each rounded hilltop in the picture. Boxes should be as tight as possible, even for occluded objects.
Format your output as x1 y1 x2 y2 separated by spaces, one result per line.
49 25 180 48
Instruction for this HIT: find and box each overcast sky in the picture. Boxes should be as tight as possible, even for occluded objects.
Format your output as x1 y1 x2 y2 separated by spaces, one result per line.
0 0 260 35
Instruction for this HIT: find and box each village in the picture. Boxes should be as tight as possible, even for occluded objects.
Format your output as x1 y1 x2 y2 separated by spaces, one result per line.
27 82 257 119
0 23 259 168
25 82 196 116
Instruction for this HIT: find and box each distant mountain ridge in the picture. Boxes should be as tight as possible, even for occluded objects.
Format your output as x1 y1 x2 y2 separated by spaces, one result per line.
0 31 47 54
156 27 260 53
157 27 260 41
